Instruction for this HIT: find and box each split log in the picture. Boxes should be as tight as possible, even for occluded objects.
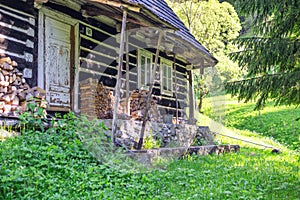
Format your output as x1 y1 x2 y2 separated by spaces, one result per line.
130 89 161 122
0 57 12 65
95 82 114 119
0 57 48 117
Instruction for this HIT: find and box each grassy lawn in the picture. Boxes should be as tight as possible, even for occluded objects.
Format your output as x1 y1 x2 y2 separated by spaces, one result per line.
202 95 300 151
1 111 299 199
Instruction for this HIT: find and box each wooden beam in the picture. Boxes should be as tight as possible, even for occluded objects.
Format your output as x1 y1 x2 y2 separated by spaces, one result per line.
173 54 179 125
187 69 195 122
34 0 49 3
200 59 205 75
137 31 164 150
81 6 148 26
125 31 130 115
87 0 141 12
112 9 127 144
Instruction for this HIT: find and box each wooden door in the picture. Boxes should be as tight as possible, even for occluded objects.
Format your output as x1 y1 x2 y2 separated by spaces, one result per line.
45 17 71 110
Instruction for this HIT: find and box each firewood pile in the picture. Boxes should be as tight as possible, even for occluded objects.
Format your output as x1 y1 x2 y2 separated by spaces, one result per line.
0 57 47 117
80 79 116 119
95 82 114 119
80 79 161 121
130 89 161 122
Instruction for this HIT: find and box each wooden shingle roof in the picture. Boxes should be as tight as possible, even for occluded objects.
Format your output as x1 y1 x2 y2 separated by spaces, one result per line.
125 0 218 67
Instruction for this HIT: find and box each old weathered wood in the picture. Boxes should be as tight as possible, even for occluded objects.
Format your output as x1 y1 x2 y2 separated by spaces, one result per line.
129 90 160 121
112 9 127 144
81 6 146 26
188 70 195 122
0 57 47 116
173 55 179 124
96 82 114 119
125 31 130 115
137 31 163 150
88 0 141 12
45 16 71 109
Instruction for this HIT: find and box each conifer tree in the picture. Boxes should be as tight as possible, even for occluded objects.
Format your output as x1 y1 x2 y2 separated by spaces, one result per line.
226 0 300 109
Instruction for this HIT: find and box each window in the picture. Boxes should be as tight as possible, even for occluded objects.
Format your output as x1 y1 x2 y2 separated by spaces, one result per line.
161 58 173 95
138 49 153 89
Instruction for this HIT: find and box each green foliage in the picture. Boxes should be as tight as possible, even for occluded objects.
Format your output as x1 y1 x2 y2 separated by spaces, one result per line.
226 0 300 109
143 133 161 149
203 95 300 150
0 112 142 199
1 111 299 199
167 0 244 101
160 149 299 199
168 0 241 55
19 101 48 132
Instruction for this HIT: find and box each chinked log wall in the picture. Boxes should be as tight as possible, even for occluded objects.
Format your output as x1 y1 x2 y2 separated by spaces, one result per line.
0 1 190 118
41 2 190 118
78 23 189 119
0 0 36 87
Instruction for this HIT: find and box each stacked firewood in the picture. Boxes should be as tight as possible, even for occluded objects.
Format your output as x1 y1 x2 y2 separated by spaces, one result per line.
130 89 161 122
0 57 47 117
95 82 114 119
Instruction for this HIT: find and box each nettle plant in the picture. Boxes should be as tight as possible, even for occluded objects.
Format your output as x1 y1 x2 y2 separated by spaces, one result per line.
18 101 48 133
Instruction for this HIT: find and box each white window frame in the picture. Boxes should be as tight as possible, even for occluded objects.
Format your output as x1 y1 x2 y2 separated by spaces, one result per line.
160 58 173 95
138 49 153 89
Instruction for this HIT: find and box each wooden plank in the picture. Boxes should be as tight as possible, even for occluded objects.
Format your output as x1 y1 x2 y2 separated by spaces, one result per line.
112 9 127 144
125 31 130 115
80 21 116 37
88 0 141 12
78 67 136 84
44 16 71 109
80 46 116 60
187 70 195 121
0 3 35 18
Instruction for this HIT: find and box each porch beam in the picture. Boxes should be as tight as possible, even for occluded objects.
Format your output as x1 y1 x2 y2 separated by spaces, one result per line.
88 0 141 12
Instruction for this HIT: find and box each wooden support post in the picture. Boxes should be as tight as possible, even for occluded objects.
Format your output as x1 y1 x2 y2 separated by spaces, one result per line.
188 69 195 122
173 54 179 124
112 9 127 144
137 31 163 150
125 31 130 115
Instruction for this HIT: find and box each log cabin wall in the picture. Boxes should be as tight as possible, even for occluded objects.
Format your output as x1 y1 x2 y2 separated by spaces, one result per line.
0 0 190 118
0 0 36 86
38 1 190 118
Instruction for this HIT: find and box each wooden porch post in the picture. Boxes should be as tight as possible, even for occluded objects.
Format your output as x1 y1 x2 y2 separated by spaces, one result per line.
125 31 130 115
188 69 195 122
137 31 163 150
173 54 178 124
112 9 127 144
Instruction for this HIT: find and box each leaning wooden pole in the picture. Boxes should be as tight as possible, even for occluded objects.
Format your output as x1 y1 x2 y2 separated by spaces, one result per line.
125 31 130 115
112 9 127 144
137 31 163 150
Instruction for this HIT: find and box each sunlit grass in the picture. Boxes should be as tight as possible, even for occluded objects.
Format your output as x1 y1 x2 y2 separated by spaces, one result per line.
201 95 300 150
1 108 299 199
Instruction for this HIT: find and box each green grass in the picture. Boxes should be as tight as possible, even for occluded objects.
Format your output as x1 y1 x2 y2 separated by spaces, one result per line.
1 129 299 199
1 112 299 199
202 95 300 150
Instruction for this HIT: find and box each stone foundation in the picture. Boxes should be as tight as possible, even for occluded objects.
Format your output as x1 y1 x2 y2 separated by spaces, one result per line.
127 145 240 165
103 119 215 149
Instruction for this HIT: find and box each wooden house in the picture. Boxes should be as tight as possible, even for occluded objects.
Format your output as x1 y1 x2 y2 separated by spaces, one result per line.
0 0 217 122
